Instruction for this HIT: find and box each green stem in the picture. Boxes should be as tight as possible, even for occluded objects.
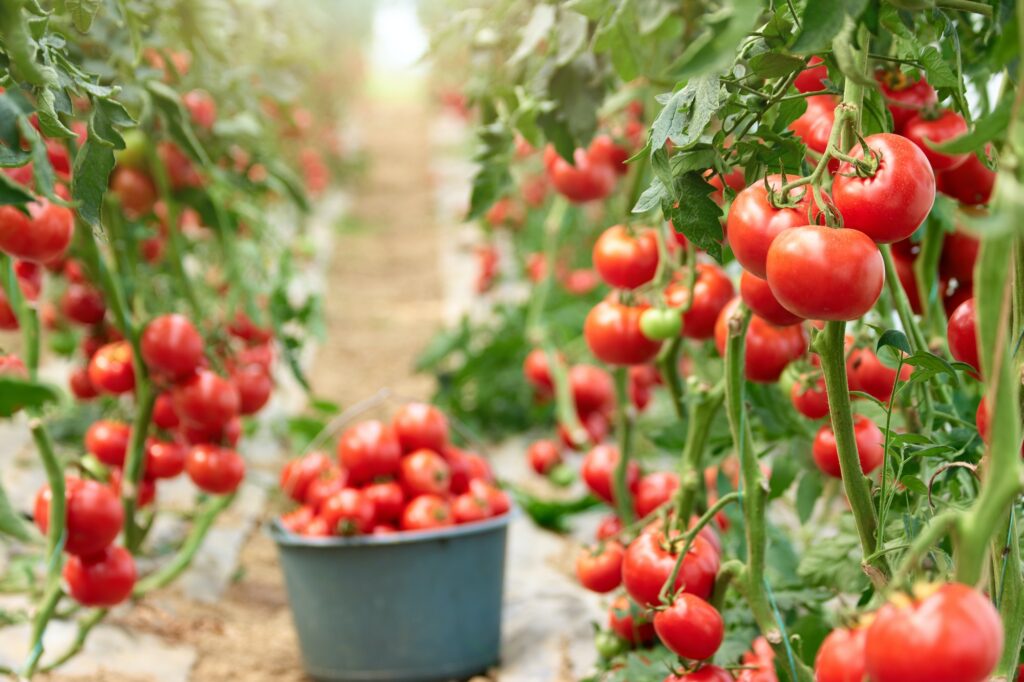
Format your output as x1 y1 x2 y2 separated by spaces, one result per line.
656 337 685 418
936 0 993 16
659 491 740 605
21 581 62 676
673 384 724 527
612 367 635 525
39 609 107 673
995 511 1024 678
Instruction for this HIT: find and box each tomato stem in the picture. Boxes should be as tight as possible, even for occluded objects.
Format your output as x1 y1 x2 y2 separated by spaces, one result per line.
672 382 724 528
612 367 636 525
38 608 107 674
936 0 993 16
658 491 740 606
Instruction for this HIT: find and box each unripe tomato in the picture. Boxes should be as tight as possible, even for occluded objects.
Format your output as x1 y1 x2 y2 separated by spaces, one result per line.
811 415 884 479
903 110 969 172
392 402 449 453
608 595 656 645
400 494 453 531
594 629 627 660
877 71 937 130
653 593 724 661
88 341 136 395
622 530 720 606
739 270 801 326
527 439 562 475
186 444 245 494
581 444 639 504
575 541 625 593
832 133 936 244
336 420 402 485
34 478 123 556
726 174 814 278
936 151 995 206
0 199 73 264
714 298 808 383
663 264 735 340
592 225 659 289
61 284 106 326
847 347 913 403
399 449 452 497
63 545 136 607
794 56 827 93
85 419 131 467
633 471 679 518
815 626 867 682
584 301 663 366
173 370 240 430
639 307 682 341
791 374 829 419
947 297 979 372
766 225 884 321
141 314 205 380
364 480 405 523
322 488 375 535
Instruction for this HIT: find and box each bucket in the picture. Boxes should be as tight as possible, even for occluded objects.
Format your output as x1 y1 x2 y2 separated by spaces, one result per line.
270 513 510 681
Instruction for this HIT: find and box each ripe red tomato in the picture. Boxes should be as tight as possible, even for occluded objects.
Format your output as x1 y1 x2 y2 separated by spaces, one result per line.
399 449 452 497
791 374 829 419
305 471 346 511
705 167 747 205
815 626 867 682
0 199 74 264
947 297 978 372
231 363 272 416
864 583 1002 682
653 593 724 661
544 146 616 203
0 289 18 330
608 595 656 645
364 480 405 523
592 225 659 289
588 135 630 176
227 310 273 345
110 167 157 217
633 471 679 518
569 364 615 416
664 665 733 682
144 438 187 479
158 141 202 190
892 247 923 314
789 94 839 160
596 515 623 541
183 89 217 129
584 301 663 366
664 264 735 340
85 419 131 467
523 348 554 397
63 545 136 607
794 56 827 93
847 347 913 403
527 439 562 475
34 478 123 556
186 444 245 494
469 478 509 515
714 298 808 383
903 110 969 172
451 490 493 524
559 410 610 451
61 284 106 326
936 151 995 206
392 402 449 453
812 415 884 479
88 341 136 395
337 420 402 485
622 530 720 606
581 444 639 504
0 354 26 379
739 271 801 326
401 494 453 531
69 366 99 400
832 133 936 244
766 225 884 321
108 468 156 508
280 505 315 534
726 174 814 278
576 541 625 593
322 488 375 535
939 229 979 286
878 71 937 130
173 369 240 430
280 452 333 503
141 314 205 380
14 260 41 300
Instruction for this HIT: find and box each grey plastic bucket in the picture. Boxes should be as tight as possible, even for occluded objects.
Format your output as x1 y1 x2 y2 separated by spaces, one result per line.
270 512 510 681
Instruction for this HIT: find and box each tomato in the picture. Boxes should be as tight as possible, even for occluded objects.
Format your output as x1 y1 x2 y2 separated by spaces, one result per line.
110 167 157 218
653 593 724 661
399 449 452 497
158 141 202 190
528 439 562 475
108 468 156 508
878 71 937 130
0 199 74 264
581 445 639 504
469 478 510 515
569 364 615 416
173 369 240 430
664 665 734 682
400 494 454 531
739 271 801 326
705 167 747 205
337 420 402 485
812 415 884 478
585 301 663 366
947 297 979 373
791 374 829 419
608 595 656 645
523 348 554 397
789 95 839 163
0 354 26 379
85 420 131 467
34 478 123 556
936 151 995 206
141 314 205 380
227 363 270 415
903 110 969 172
61 284 106 325
892 247 923 314
280 505 316 534
186 444 245 494
563 267 608 296
622 530 720 606
544 145 616 203
183 89 217 129
88 341 136 395
766 225 884 321
144 438 187 479
596 515 623 541
0 289 17 330
306 471 346 511
847 347 913 403
362 480 405 523
452 490 493 523
63 545 136 607
794 55 828 93
726 174 814 278
280 452 333 503
559 410 610 450
69 366 99 400
464 452 495 484
521 174 548 208
640 307 681 341
815 626 867 682
14 260 41 300
302 516 332 538
663 264 735 340
634 472 679 518
576 541 624 593
714 298 808 383
588 135 630 176
392 402 449 453
832 133 936 243
227 311 273 345
592 225 659 289
322 488 375 535
864 583 1002 682
940 229 979 285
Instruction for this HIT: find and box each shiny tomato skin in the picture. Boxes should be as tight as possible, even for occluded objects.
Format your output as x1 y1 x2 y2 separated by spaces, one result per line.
936 152 995 206
451 490 492 523
336 420 402 485
61 284 106 325
766 225 884 321
815 626 867 682
280 505 316 534
794 55 828 93
664 263 735 339
34 478 123 557
812 415 884 478
400 494 454 531
592 225 659 289
69 366 99 400
727 174 814 278
581 444 639 504
392 402 449 453
740 271 802 326
523 348 553 397
527 439 562 475
789 94 839 159
714 298 808 383
584 301 663 366
399 448 452 497
622 531 720 607
608 595 656 645
185 444 245 494
88 341 136 395
85 419 131 467
544 146 616 203
173 370 240 431
940 229 979 285
322 488 375 535
576 541 625 593
63 545 136 607
588 135 630 176
903 110 969 172
141 314 205 380
0 199 73 264
363 480 405 523
569 364 615 416
847 347 913 403
947 297 979 372
878 73 937 130
305 471 346 511
232 363 273 415
279 452 333 503
470 478 510 515
144 438 187 479
791 374 829 419
633 471 679 518
864 583 1002 682
653 593 724 661
832 133 936 244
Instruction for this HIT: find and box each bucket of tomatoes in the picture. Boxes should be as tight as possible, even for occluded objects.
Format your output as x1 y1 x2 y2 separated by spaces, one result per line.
271 400 511 682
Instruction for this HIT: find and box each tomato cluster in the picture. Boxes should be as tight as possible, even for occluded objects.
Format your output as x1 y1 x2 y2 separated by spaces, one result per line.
278 402 510 537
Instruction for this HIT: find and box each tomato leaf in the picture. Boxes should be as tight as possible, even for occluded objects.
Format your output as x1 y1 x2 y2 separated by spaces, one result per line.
665 0 762 79
0 376 61 417
791 0 867 54
795 472 821 524
0 171 36 207
0 479 32 543
66 0 102 32
72 98 133 227
748 52 806 79
510 4 555 65
662 170 723 262
933 98 1012 154
918 45 959 90
593 2 641 81
556 10 589 66
876 329 911 356
465 123 513 221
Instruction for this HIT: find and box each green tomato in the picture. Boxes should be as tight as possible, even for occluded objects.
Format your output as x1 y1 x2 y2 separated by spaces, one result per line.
639 307 681 341
548 463 575 488
115 130 149 170
594 630 627 660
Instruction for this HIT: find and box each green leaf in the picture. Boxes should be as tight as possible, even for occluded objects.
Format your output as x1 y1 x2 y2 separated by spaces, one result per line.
0 171 36 206
666 0 762 79
876 329 911 356
0 479 32 542
17 117 56 201
146 81 209 166
748 52 806 79
593 2 641 81
918 45 958 90
556 10 590 66
0 376 61 417
797 518 869 591
510 4 555 64
72 101 125 227
769 451 800 499
66 0 101 32
563 0 606 20
650 75 721 154
791 0 867 54
632 176 667 213
795 472 822 523
663 171 724 262
934 98 1012 154
507 486 601 532
899 475 928 495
